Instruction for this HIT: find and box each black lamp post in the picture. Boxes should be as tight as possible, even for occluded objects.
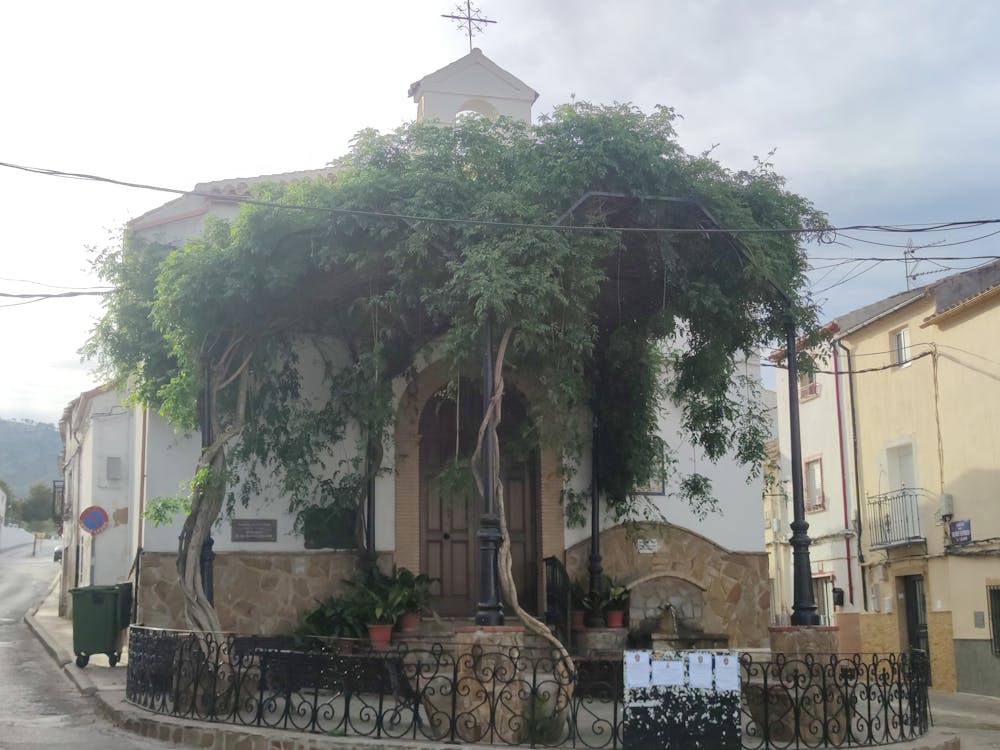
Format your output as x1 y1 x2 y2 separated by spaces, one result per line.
785 322 819 626
587 427 605 626
200 357 216 606
475 314 504 626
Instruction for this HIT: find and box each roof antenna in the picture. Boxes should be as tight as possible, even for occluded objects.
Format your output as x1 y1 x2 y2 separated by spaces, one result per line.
905 237 947 289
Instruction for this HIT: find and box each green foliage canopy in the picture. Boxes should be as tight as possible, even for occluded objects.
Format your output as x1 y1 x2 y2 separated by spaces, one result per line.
86 103 825 526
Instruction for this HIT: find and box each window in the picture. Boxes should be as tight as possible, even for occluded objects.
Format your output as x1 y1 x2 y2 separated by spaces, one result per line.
891 327 911 367
989 584 1000 655
798 371 819 400
106 456 122 482
805 458 824 511
813 576 833 626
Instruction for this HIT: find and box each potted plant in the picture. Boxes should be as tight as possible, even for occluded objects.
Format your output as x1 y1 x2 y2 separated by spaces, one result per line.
603 581 630 628
395 567 436 633
344 568 409 649
571 580 591 630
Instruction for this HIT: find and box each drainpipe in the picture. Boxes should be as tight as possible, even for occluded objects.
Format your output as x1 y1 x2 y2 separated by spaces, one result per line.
836 339 868 611
831 342 854 606
137 407 147 551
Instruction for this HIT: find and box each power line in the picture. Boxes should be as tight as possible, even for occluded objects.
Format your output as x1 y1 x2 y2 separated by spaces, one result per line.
4 158 1000 238
811 260 883 295
837 228 1000 249
0 276 112 291
810 255 1000 262
0 290 109 299
763 350 934 375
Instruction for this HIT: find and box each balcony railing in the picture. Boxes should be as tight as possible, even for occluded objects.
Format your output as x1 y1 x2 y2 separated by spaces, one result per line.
867 489 924 549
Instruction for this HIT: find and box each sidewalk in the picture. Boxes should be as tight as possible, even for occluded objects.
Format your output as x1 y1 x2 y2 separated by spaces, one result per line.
25 578 970 750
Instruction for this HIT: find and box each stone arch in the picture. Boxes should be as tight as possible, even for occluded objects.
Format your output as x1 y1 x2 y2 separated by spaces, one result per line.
392 359 564 599
564 522 770 647
455 98 499 119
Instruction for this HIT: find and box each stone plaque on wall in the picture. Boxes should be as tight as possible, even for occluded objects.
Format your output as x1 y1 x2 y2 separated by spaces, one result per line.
636 538 660 554
231 519 277 542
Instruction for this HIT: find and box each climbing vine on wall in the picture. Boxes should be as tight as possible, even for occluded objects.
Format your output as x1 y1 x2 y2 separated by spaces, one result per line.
86 102 825 628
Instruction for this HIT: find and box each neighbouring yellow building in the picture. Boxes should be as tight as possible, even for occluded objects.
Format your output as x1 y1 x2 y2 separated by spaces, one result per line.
838 259 1000 696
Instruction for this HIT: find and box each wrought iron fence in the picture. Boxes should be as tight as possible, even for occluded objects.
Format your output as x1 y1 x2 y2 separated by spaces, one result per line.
126 627 929 748
740 651 929 749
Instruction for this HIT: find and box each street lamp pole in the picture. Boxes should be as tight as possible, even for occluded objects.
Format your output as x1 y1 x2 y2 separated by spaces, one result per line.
475 313 504 626
786 321 819 626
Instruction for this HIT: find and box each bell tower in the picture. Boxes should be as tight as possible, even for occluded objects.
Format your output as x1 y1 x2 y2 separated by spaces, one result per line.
408 48 538 124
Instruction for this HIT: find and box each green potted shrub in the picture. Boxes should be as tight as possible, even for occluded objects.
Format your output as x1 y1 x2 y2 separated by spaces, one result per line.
344 568 410 648
603 581 630 628
294 593 367 641
571 580 592 630
395 567 436 632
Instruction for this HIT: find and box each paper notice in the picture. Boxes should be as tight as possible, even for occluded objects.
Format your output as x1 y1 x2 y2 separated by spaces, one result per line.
651 657 685 687
688 652 713 690
715 653 740 692
624 650 652 689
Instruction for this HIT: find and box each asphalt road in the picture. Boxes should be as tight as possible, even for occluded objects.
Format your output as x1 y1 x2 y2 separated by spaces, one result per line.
960 729 1000 750
0 541 182 749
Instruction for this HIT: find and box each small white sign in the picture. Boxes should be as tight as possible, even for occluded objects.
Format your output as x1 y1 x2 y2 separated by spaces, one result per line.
636 538 661 554
624 650 652 689
715 653 740 692
688 652 713 690
651 657 685 687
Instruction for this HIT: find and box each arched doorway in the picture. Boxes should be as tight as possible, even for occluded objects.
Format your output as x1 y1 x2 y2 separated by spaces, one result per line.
419 381 539 617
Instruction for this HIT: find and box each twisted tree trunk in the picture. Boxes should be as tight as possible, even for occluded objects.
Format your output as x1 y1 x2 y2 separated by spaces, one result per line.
472 327 574 674
176 442 227 633
176 356 250 633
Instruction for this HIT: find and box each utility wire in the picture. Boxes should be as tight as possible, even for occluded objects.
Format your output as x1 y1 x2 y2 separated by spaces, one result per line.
838 228 1000 249
763 350 933 375
4 158 1000 238
0 276 112 291
0 290 109 299
810 255 1000 262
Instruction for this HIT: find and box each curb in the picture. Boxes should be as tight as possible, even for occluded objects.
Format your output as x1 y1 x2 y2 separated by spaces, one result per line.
23 576 99 697
932 712 1000 732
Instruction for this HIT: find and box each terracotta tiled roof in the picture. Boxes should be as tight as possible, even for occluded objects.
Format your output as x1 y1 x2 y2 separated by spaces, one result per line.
193 166 340 196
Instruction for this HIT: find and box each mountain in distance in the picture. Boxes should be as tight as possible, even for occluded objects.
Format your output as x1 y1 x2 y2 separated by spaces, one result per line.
0 418 61 499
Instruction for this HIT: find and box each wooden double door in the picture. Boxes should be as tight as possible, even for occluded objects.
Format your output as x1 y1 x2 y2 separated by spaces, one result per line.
419 384 538 617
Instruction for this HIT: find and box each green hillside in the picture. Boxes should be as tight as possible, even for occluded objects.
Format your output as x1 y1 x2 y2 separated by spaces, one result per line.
0 418 61 499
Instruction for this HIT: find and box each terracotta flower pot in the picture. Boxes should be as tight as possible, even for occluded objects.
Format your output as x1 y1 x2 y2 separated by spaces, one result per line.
397 611 421 632
571 610 586 630
605 609 625 628
367 623 394 649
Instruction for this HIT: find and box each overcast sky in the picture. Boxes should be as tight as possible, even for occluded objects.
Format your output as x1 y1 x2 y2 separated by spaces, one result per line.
2 1 997 424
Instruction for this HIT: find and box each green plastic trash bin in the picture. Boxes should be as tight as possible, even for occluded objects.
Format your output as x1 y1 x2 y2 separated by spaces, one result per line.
69 585 128 668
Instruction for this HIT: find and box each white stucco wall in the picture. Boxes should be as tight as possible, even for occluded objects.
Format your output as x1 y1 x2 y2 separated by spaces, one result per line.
773 342 863 613
564 353 769 553
78 391 135 585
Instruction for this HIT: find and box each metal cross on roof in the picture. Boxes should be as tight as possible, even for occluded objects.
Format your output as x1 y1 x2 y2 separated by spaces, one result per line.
442 2 496 52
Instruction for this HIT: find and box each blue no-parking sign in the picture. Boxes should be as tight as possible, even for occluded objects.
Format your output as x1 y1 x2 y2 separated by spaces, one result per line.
79 505 109 535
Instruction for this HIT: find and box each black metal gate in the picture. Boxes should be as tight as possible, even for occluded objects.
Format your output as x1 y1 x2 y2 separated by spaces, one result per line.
903 574 932 684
